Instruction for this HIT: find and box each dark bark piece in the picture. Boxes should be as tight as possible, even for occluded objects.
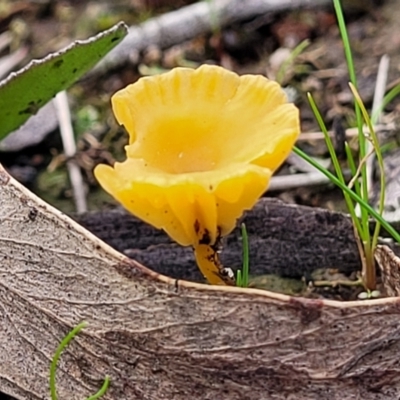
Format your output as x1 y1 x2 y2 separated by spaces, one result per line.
375 244 400 297
74 198 400 283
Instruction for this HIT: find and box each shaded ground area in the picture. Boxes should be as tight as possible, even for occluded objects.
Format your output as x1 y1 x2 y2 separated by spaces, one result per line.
0 0 399 214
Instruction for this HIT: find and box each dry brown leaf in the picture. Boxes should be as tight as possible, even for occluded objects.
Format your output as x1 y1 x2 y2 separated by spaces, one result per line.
375 244 400 297
2 163 400 399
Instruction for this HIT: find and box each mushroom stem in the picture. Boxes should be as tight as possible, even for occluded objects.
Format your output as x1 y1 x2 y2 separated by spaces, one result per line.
193 244 236 286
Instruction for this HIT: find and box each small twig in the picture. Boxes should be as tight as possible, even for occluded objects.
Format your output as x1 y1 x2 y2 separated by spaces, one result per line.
312 278 362 288
347 146 375 190
53 91 88 213
355 55 389 218
298 123 395 142
92 0 332 74
372 55 390 124
269 170 352 191
368 55 390 189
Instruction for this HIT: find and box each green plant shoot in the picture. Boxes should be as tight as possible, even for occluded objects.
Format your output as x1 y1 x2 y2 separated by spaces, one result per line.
294 0 399 290
236 223 249 288
50 321 110 400
276 39 310 85
293 146 400 244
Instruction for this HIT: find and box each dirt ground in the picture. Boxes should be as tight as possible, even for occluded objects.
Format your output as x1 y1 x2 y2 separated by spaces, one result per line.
0 0 399 215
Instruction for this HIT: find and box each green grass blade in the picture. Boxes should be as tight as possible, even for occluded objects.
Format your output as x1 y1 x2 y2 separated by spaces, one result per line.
371 83 400 124
307 93 365 239
333 0 369 235
345 142 362 197
349 83 385 250
293 146 400 243
241 223 249 288
276 39 310 84
86 377 111 400
50 322 88 400
50 322 110 400
333 0 357 87
308 93 346 183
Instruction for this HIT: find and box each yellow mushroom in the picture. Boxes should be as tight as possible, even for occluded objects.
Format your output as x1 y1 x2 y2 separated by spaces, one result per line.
95 65 300 285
